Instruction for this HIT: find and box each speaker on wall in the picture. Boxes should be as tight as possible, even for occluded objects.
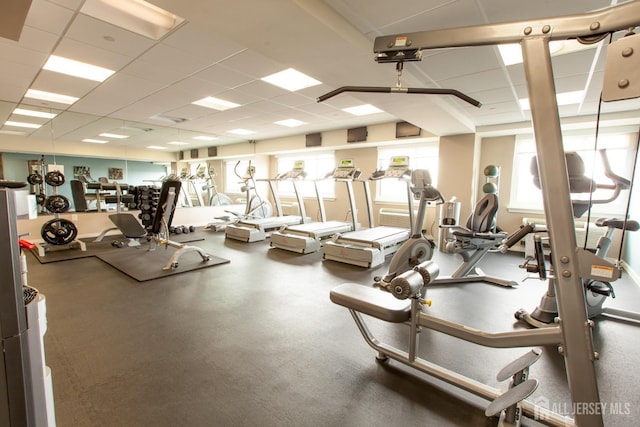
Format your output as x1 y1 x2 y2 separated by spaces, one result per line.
396 121 421 138
305 133 322 147
190 149 199 159
208 146 218 157
347 126 367 143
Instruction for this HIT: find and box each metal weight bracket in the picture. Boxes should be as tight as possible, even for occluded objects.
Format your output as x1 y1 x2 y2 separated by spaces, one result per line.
602 32 640 101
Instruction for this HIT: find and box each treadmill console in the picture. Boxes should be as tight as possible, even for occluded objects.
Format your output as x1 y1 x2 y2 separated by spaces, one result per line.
332 159 360 179
242 166 256 180
280 160 306 179
381 156 411 178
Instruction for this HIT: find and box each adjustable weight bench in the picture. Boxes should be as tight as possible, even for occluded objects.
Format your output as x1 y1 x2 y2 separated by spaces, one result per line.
148 179 211 270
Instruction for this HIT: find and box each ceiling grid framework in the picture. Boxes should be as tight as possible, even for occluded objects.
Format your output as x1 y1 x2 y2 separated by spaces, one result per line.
0 0 637 156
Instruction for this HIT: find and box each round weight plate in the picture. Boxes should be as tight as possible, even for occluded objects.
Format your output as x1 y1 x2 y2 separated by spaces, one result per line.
44 194 71 213
27 173 43 185
35 193 47 206
44 170 65 186
41 218 78 245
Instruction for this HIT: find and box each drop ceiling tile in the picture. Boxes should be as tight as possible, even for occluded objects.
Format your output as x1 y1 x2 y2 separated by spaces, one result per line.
437 68 509 94
271 92 316 108
121 60 186 86
24 0 75 36
235 80 290 99
69 73 164 117
52 37 135 71
0 62 41 102
47 0 84 9
481 0 609 22
0 25 60 54
0 43 48 69
218 49 286 79
30 70 100 98
414 46 501 82
192 64 254 88
64 14 155 58
161 22 247 64
135 43 211 75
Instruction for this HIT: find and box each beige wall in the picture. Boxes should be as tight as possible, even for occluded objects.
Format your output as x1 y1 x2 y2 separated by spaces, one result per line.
437 134 477 224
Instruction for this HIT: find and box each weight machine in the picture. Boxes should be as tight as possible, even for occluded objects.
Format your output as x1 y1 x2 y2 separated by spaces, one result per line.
326 2 640 426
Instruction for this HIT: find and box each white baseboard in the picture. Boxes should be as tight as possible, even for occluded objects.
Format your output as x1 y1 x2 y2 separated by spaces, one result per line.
622 261 640 287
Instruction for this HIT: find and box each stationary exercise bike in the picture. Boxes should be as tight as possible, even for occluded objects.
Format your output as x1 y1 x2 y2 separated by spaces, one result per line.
374 169 443 288
512 150 639 327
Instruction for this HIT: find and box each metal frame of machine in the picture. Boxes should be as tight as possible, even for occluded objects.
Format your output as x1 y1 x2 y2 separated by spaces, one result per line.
328 2 640 426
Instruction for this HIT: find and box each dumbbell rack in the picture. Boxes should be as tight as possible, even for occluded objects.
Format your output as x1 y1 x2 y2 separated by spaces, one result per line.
37 170 86 257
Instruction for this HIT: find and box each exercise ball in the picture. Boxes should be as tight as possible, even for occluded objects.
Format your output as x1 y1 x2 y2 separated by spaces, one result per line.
482 182 498 194
484 164 500 177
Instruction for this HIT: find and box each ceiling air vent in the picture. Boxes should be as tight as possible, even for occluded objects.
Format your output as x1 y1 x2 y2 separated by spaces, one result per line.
150 114 188 124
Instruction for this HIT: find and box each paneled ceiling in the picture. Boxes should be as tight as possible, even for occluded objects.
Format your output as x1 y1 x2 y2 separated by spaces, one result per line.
0 0 638 156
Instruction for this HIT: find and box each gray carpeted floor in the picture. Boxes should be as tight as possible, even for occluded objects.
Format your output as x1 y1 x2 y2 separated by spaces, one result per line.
26 232 640 426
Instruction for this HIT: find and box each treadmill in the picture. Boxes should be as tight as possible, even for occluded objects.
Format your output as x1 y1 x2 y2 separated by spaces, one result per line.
225 161 310 242
322 156 415 268
269 159 361 254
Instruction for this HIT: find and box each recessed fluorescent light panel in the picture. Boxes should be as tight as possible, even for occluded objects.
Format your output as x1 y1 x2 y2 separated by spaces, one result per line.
261 68 321 91
25 89 79 105
518 90 585 110
193 135 217 141
83 139 108 144
43 55 115 82
228 128 256 135
80 0 184 40
275 119 306 127
99 132 129 139
147 145 167 150
13 108 57 119
3 121 42 129
167 141 189 145
192 96 240 111
342 104 383 116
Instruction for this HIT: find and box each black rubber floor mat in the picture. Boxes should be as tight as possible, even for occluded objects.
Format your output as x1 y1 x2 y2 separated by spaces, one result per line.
96 244 229 282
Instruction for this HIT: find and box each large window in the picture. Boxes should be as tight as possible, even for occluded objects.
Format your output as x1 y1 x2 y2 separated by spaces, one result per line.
275 152 336 198
376 142 439 203
509 132 637 216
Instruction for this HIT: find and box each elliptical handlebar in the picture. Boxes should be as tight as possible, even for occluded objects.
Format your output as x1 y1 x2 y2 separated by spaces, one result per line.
599 149 631 190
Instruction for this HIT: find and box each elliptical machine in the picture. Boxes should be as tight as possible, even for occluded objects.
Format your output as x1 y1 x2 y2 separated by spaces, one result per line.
204 161 272 231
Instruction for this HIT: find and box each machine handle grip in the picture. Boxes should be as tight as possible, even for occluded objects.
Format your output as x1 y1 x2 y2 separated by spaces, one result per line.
499 223 535 252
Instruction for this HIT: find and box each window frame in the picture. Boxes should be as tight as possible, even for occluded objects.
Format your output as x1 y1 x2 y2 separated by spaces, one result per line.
509 131 637 217
375 142 440 204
